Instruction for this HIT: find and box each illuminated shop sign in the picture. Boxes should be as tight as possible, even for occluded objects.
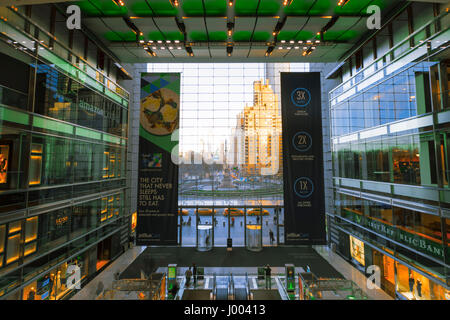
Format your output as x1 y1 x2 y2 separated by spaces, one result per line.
79 100 104 116
344 209 445 259
350 236 365 266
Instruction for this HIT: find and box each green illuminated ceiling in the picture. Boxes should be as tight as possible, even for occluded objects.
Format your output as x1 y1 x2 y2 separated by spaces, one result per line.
73 0 403 62
78 0 388 17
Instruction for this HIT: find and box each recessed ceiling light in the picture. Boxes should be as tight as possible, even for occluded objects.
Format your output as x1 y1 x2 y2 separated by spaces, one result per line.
169 46 173 49
177 47 182 50
281 40 286 43
152 47 157 50
278 47 283 50
166 40 171 43
289 40 294 44
161 47 165 50
157 40 162 43
175 40 180 43
294 46 299 49
287 47 291 50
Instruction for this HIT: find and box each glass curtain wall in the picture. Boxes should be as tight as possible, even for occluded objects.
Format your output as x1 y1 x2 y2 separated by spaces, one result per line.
147 63 309 246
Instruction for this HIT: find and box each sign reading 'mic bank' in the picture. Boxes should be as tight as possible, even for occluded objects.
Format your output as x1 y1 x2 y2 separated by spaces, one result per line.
280 72 326 245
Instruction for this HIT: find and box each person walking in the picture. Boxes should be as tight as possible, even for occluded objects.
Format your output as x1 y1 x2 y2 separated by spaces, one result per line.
264 264 272 289
185 267 192 287
192 263 198 287
269 230 274 245
409 275 415 292
416 279 422 298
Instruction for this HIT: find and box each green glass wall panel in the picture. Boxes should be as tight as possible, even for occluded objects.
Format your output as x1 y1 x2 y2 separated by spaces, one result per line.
189 31 208 41
147 31 184 41
334 0 386 15
33 116 74 135
208 31 228 42
235 0 280 16
182 0 227 16
77 0 102 16
104 31 138 42
135 0 178 16
103 133 121 145
38 47 78 79
0 106 29 125
320 30 359 41
232 31 270 42
78 0 128 16
105 88 124 104
76 127 102 140
284 0 331 16
189 31 227 42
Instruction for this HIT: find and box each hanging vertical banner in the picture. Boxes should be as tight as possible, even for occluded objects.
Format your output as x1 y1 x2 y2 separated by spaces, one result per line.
280 72 326 245
136 73 180 245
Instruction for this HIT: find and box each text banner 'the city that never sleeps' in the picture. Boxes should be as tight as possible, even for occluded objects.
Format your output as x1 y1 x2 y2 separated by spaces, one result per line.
136 73 180 245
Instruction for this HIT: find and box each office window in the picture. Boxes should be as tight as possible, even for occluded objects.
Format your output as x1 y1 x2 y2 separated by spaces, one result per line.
25 217 38 244
6 233 20 264
29 143 43 186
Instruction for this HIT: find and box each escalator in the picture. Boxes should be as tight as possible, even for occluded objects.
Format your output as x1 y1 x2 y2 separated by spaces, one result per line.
234 288 248 300
216 288 229 300
231 273 249 300
213 274 231 300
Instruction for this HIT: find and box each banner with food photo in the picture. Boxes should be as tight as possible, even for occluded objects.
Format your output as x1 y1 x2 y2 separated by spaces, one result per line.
136 73 180 246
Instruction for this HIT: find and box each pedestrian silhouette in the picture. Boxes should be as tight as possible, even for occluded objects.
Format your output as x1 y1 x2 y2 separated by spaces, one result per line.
269 230 274 245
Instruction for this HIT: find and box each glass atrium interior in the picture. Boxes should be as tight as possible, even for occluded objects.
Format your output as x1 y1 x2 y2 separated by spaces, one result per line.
0 0 448 301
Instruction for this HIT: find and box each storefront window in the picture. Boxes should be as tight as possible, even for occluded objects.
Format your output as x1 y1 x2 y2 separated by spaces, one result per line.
365 139 390 182
393 208 443 242
392 135 421 185
38 208 71 252
0 225 5 267
34 61 126 136
383 254 395 293
394 262 444 300
0 144 10 185
22 281 37 300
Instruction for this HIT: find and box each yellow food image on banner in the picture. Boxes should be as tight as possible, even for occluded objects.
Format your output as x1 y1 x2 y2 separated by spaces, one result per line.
142 95 161 112
140 88 179 136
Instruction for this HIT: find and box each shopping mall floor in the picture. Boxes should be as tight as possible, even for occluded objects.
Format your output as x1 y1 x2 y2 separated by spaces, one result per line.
71 245 392 300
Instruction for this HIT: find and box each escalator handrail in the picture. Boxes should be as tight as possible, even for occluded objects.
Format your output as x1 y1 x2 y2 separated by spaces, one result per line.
245 272 250 299
213 274 217 300
228 273 233 300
